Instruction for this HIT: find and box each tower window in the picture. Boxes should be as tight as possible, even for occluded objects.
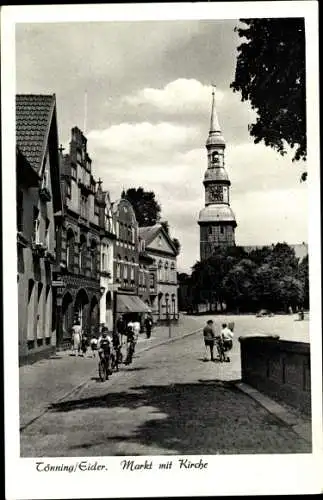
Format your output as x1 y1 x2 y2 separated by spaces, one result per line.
208 227 212 235
220 226 224 234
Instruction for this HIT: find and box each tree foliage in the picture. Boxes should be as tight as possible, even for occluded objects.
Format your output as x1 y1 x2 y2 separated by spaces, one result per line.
123 187 181 255
231 18 306 163
123 187 161 227
188 243 307 313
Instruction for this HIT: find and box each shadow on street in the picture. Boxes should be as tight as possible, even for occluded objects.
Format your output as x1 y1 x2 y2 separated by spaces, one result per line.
48 380 311 455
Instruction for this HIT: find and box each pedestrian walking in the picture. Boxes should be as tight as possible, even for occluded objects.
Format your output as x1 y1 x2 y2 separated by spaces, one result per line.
144 311 153 339
80 332 89 356
221 323 234 354
71 320 82 356
90 335 98 358
133 318 141 341
203 319 217 361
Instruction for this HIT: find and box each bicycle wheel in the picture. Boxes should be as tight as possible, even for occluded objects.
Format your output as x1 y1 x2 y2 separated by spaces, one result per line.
98 359 107 381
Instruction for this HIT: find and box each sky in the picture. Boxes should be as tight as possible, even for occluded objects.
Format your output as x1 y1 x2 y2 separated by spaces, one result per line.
16 19 308 273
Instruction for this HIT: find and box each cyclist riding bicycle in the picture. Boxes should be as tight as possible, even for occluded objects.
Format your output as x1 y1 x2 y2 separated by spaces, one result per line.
97 327 113 373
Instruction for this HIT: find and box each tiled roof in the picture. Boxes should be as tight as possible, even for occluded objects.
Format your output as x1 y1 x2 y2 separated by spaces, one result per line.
139 224 162 244
16 94 55 172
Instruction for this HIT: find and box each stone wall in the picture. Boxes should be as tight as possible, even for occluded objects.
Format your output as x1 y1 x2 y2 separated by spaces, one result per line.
239 335 311 415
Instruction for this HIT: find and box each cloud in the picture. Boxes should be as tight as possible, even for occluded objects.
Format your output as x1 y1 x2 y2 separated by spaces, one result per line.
234 187 308 246
87 121 200 156
123 78 225 114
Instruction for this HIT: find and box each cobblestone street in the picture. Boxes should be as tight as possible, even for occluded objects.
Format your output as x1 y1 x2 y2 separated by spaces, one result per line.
20 314 311 456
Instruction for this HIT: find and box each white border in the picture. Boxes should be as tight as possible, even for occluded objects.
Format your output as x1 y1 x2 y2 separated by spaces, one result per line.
2 3 322 498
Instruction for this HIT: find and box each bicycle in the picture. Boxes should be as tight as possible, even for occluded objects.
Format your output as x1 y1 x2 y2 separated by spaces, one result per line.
98 348 112 381
124 338 136 365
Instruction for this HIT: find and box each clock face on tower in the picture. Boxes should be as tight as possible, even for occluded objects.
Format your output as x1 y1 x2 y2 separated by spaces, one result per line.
208 185 223 202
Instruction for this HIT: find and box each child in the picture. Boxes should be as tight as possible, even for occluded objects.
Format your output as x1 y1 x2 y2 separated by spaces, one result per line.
90 335 98 358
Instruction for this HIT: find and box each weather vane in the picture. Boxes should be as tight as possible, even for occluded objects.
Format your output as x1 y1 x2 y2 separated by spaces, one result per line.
211 83 216 95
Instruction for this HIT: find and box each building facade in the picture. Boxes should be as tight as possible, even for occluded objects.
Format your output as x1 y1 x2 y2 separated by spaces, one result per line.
55 126 101 346
198 88 237 261
97 187 116 330
16 94 62 364
112 198 150 322
139 224 178 323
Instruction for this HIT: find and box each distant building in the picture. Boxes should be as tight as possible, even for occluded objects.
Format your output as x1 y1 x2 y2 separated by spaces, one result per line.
198 88 237 260
55 126 101 345
139 224 178 323
112 198 150 323
138 238 157 309
16 94 62 364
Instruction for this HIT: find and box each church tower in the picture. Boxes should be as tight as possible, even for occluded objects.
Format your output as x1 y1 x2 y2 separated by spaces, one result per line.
198 87 237 261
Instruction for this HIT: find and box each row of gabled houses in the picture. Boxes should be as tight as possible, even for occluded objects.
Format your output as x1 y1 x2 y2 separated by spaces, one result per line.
16 94 179 365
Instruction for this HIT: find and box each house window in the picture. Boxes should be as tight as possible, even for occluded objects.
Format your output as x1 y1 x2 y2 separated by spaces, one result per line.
171 262 175 282
33 207 40 243
66 183 71 198
116 260 121 280
94 204 99 217
102 252 106 271
90 241 97 274
131 259 135 281
79 236 87 271
164 261 169 282
139 239 145 252
123 257 128 280
132 227 135 244
76 150 82 164
80 195 88 219
149 273 155 289
158 260 162 280
66 230 75 271
71 164 77 179
17 189 23 232
45 219 50 248
41 158 49 189
116 221 119 239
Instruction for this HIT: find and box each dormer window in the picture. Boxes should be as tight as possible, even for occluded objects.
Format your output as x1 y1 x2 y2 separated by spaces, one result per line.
76 150 82 164
71 164 77 179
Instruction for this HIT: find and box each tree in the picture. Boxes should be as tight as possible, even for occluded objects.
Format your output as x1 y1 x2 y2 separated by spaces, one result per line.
123 187 161 227
231 18 306 163
222 259 258 312
298 254 309 308
276 276 304 312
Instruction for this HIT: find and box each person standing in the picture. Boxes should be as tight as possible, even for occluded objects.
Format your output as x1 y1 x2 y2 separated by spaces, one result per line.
144 312 153 339
71 320 82 356
203 319 216 361
116 314 126 345
221 323 234 351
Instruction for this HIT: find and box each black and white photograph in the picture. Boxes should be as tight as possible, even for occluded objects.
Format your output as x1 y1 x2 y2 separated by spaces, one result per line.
2 2 322 498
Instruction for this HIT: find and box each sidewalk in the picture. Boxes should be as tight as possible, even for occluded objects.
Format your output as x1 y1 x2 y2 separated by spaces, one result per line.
19 315 203 429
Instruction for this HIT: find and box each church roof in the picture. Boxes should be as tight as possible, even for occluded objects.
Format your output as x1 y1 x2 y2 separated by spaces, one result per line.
198 204 237 224
16 94 56 172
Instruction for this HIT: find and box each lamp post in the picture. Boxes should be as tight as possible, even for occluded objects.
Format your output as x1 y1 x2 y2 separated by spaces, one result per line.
165 293 171 338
